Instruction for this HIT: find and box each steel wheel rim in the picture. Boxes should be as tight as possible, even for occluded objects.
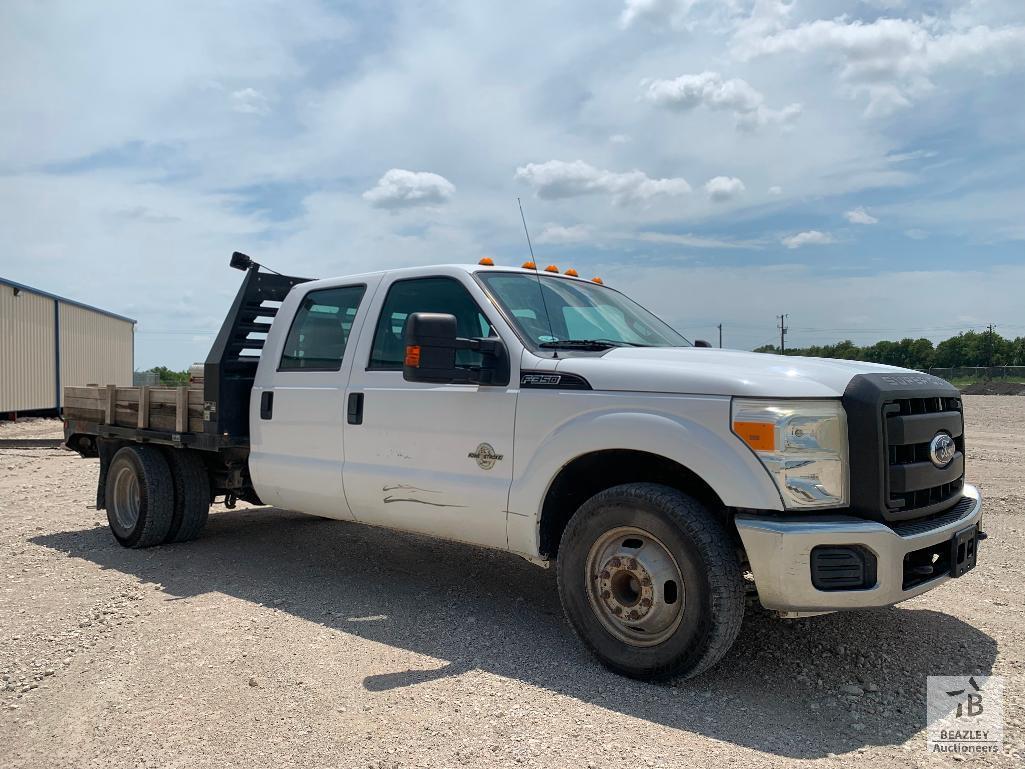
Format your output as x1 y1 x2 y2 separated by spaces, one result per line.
111 465 141 531
584 525 685 647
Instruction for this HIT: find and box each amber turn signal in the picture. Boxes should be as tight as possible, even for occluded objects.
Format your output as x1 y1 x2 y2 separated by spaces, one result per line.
732 421 776 452
404 345 421 368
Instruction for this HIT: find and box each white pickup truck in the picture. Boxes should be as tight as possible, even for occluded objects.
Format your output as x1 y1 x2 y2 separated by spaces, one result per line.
64 252 984 680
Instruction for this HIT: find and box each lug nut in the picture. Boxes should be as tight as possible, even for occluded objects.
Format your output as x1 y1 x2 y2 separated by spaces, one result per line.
641 577 652 587
609 558 621 568
628 611 639 620
626 558 637 570
640 598 652 608
613 606 622 615
600 570 610 579
601 590 611 600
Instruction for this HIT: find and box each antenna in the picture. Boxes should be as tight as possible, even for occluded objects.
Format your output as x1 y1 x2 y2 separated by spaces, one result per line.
517 198 558 355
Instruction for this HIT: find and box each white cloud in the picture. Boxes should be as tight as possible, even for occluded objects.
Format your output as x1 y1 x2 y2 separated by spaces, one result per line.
230 87 271 116
535 224 591 244
635 231 764 249
737 16 1025 116
620 0 694 29
642 72 801 129
609 133 632 144
362 169 456 209
782 230 836 248
845 206 879 224
768 185 783 195
514 160 691 205
704 176 746 202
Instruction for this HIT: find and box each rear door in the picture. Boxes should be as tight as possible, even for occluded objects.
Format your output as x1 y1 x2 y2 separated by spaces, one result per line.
249 276 381 517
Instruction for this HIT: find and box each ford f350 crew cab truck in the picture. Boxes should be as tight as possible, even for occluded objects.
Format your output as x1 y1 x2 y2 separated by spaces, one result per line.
64 252 985 680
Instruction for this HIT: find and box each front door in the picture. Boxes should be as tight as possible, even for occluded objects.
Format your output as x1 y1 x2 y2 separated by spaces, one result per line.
343 274 519 549
249 278 379 517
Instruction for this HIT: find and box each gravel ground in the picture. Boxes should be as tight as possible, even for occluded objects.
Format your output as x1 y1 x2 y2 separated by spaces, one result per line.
1 396 1021 768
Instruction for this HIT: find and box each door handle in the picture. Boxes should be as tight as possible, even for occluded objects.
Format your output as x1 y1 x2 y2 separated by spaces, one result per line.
260 391 274 420
347 392 364 425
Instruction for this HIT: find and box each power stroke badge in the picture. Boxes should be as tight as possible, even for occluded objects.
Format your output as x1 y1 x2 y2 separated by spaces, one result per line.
468 443 503 470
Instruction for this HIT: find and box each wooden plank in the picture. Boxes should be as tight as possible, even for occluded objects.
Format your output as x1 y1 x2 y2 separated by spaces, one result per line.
65 385 103 400
175 386 188 433
104 385 117 425
138 386 150 429
189 417 204 433
188 389 204 406
63 406 105 423
64 395 103 409
150 389 186 405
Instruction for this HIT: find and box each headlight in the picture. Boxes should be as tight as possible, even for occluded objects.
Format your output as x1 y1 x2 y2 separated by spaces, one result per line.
732 399 849 509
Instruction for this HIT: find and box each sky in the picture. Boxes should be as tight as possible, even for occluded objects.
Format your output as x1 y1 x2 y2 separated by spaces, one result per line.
1 0 1024 369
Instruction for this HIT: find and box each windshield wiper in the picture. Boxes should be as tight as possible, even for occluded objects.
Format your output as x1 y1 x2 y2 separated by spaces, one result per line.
538 339 650 350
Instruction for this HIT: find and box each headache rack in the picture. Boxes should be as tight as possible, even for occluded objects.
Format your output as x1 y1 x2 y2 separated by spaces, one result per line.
201 252 311 441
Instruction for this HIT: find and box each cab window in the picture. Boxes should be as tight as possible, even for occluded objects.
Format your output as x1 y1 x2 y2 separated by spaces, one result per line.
279 285 366 371
369 277 493 370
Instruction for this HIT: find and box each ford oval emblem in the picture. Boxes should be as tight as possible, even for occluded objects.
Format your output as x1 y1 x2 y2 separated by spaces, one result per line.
929 432 956 468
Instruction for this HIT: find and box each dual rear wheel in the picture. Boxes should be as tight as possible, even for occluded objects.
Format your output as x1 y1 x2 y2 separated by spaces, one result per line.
105 445 210 548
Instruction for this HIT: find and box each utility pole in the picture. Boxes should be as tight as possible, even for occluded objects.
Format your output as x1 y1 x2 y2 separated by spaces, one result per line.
777 314 788 355
717 323 722 348
986 323 996 368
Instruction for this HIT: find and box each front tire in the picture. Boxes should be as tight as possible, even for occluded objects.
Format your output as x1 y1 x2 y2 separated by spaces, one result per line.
556 483 744 681
105 446 174 548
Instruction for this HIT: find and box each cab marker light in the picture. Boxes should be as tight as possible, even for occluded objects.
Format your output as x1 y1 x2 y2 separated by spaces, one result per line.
591 276 604 284
732 420 776 452
544 264 559 273
478 257 494 266
404 345 421 367
522 261 536 269
564 268 579 277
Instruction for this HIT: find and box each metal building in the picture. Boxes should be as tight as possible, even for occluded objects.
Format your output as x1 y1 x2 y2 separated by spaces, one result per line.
0 277 135 414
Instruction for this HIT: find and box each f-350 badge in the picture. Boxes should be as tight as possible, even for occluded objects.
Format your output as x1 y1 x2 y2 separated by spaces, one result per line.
468 443 503 470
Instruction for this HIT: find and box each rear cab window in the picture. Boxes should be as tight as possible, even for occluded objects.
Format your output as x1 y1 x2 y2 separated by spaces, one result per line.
279 285 367 371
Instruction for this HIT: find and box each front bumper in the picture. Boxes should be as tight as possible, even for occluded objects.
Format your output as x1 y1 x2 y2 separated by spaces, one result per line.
735 484 983 612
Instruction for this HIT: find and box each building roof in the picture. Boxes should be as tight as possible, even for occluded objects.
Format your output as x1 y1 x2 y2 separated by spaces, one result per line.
0 276 137 324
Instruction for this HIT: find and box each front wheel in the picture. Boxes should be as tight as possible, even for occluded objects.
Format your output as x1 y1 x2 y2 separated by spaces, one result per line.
556 483 744 681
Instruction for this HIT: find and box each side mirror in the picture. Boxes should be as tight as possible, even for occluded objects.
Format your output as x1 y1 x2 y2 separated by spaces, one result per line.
694 339 713 348
402 312 509 385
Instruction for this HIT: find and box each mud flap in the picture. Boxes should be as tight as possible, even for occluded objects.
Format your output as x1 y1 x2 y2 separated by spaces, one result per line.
95 439 120 510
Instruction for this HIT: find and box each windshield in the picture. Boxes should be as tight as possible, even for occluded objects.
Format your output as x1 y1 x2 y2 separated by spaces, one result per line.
477 272 690 349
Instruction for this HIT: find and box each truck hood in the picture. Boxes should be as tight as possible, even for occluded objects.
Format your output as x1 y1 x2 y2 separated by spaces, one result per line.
553 347 911 398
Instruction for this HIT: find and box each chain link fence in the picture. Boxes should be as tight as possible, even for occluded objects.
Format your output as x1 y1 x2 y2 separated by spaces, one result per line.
926 366 1025 381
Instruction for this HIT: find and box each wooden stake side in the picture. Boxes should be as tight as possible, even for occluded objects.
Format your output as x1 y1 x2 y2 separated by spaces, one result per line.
104 385 117 425
175 386 188 433
138 386 150 429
